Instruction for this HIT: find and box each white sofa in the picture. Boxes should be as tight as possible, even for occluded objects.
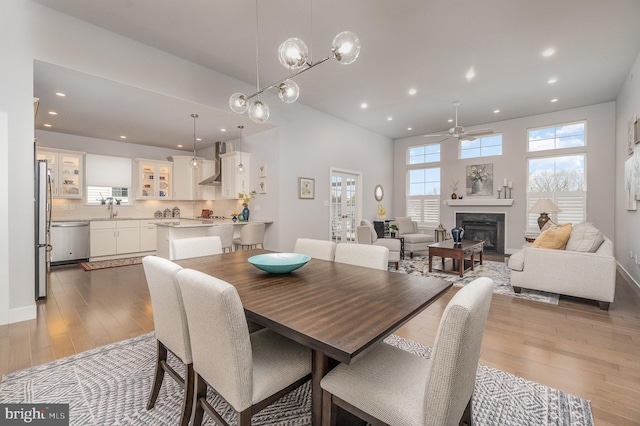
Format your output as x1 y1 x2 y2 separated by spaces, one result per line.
357 220 401 269
508 223 616 310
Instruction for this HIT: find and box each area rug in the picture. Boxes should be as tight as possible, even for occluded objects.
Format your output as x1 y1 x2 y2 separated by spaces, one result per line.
391 256 560 305
0 333 593 425
78 256 143 271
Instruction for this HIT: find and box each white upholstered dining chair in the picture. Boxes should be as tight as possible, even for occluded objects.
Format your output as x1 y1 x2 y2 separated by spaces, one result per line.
233 222 266 251
142 256 194 426
320 277 494 426
293 238 337 261
207 224 235 253
171 236 223 260
334 243 389 270
176 268 312 426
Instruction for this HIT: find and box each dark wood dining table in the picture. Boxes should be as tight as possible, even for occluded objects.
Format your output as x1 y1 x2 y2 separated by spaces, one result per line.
175 249 451 425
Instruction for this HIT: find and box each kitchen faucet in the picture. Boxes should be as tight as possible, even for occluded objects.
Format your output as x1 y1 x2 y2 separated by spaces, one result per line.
106 197 118 219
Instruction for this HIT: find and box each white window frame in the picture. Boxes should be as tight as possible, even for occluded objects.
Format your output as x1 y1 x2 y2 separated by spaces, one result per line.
459 134 503 159
406 143 440 227
526 120 587 232
527 121 586 152
86 186 130 206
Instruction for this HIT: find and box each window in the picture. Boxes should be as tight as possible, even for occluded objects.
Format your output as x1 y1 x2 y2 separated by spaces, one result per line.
406 143 440 226
526 122 587 231
460 134 503 159
87 186 130 205
528 122 585 152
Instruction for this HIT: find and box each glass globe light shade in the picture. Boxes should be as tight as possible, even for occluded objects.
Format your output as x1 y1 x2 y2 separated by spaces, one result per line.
331 31 361 65
236 162 246 174
189 157 201 169
248 100 270 123
278 79 300 103
229 92 248 114
278 37 309 70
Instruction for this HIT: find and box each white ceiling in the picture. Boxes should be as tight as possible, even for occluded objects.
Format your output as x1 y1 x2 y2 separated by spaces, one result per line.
32 0 640 150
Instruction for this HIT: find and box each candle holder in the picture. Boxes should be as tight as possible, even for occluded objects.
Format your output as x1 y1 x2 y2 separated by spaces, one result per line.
497 187 502 199
503 185 508 198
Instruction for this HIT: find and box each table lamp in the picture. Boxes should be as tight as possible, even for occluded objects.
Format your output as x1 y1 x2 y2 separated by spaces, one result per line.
529 199 561 230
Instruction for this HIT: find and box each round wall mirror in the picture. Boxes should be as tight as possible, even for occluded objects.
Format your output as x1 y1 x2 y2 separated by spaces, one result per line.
374 184 384 201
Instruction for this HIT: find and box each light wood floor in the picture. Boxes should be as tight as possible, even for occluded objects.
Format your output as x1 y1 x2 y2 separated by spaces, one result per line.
1 260 639 425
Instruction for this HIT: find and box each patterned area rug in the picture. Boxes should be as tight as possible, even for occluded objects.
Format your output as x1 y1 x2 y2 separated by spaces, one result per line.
0 333 593 425
78 256 143 271
390 255 560 305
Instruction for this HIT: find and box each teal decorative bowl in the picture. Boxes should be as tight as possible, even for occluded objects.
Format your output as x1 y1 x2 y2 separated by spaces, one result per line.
248 253 311 274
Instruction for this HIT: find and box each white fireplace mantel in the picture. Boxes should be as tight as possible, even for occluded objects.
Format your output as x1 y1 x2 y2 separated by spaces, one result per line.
445 199 514 206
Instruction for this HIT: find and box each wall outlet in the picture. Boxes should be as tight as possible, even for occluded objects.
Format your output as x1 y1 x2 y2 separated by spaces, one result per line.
254 204 260 211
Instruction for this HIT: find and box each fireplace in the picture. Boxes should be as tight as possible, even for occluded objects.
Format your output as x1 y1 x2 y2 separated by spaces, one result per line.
455 213 505 255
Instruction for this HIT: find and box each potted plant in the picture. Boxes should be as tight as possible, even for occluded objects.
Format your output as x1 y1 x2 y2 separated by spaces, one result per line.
115 198 122 205
389 224 399 238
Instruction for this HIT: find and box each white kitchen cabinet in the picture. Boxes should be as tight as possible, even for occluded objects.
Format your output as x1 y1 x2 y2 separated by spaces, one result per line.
168 156 216 201
36 148 84 199
140 219 161 252
134 159 172 200
220 151 251 199
90 220 141 258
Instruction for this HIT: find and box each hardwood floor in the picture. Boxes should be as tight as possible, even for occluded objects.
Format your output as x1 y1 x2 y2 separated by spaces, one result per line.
1 260 639 425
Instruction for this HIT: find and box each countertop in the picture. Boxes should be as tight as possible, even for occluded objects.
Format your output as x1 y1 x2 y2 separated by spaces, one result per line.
156 218 273 228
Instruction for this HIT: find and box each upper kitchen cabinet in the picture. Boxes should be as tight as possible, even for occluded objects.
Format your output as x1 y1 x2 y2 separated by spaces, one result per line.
168 155 216 201
220 151 250 199
134 159 172 200
36 148 84 199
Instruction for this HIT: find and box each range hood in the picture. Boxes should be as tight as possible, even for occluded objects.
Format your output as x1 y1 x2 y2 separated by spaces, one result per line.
199 141 225 186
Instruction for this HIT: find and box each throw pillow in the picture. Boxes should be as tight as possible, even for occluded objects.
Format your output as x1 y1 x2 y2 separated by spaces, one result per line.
361 220 377 242
565 223 605 252
532 223 572 250
395 217 414 235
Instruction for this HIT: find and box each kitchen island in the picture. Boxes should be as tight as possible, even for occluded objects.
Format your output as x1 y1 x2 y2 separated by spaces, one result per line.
156 218 273 260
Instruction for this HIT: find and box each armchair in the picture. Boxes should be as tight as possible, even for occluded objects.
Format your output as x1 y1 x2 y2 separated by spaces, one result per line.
357 220 400 269
393 217 435 258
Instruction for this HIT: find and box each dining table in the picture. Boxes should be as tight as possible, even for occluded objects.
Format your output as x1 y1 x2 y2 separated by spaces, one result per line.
175 249 452 425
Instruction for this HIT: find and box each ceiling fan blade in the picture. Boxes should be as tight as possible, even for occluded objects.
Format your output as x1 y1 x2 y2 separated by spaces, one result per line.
423 133 448 138
459 135 476 141
465 128 494 137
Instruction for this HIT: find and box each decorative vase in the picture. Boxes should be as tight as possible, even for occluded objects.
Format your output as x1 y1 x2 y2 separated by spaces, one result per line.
472 180 483 194
451 193 458 199
451 227 465 243
232 215 237 223
242 205 250 221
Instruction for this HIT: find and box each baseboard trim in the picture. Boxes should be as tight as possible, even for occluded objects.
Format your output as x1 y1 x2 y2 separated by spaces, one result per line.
4 303 37 325
617 262 640 297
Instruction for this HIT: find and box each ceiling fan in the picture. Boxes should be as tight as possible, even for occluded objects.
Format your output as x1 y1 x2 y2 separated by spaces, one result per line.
425 101 494 142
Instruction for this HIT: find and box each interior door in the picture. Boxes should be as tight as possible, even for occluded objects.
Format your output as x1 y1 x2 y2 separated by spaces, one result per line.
330 169 361 244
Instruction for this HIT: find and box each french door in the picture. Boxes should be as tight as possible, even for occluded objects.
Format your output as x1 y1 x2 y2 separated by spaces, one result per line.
330 169 362 244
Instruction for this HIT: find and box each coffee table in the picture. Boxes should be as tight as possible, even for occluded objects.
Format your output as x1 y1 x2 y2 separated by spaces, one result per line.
428 239 484 277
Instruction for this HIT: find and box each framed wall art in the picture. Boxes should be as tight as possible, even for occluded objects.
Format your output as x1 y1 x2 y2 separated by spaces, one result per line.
258 177 267 194
628 115 636 155
465 163 493 196
298 177 315 199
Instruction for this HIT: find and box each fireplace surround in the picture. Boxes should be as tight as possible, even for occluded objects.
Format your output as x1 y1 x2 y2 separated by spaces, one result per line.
455 212 505 254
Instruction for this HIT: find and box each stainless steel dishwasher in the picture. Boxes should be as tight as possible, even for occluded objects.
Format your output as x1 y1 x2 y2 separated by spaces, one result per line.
50 221 90 265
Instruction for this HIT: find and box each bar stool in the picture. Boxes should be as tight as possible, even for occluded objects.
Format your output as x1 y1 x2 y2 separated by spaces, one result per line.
233 222 266 251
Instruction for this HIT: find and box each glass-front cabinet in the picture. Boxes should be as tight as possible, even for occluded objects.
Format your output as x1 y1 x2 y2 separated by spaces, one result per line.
134 159 172 200
36 148 84 199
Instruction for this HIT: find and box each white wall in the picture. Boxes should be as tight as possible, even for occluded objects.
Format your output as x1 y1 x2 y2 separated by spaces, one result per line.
615 50 640 290
0 1 393 324
393 102 616 254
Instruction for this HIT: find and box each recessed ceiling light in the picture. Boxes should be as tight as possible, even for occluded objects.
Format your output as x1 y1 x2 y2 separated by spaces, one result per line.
407 127 412 131
120 135 127 139
408 88 417 96
43 123 52 127
48 111 57 115
178 144 183 148
448 119 454 123
387 116 393 121
196 138 202 141
221 128 227 132
547 77 558 84
542 47 556 57
493 109 500 114
466 67 475 81
360 102 368 109
550 98 559 103
55 92 66 97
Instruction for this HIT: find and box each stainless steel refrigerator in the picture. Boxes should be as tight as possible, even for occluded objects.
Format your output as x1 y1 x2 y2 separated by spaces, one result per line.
35 159 52 299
